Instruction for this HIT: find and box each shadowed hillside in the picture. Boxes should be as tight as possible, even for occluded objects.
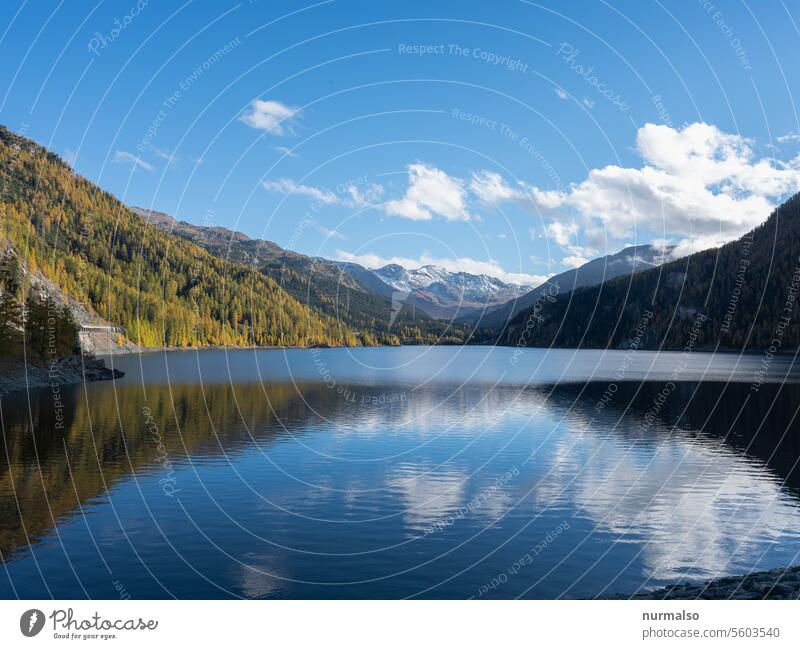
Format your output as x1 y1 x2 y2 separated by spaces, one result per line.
500 194 800 351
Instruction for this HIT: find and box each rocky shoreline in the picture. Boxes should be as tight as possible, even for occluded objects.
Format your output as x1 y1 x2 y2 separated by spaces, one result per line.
0 354 124 397
615 565 800 600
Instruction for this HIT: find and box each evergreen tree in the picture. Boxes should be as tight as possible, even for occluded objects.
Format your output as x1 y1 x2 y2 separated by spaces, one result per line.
0 256 22 355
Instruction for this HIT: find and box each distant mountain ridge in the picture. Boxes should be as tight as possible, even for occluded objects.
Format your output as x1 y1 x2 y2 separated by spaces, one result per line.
133 207 533 322
465 244 673 333
369 263 533 319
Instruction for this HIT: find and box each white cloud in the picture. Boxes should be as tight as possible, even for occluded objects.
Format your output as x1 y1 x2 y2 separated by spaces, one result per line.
543 221 579 246
777 132 800 144
313 223 347 240
113 150 154 172
560 243 597 269
469 170 524 204
240 99 300 136
262 178 340 204
272 145 298 158
149 145 178 166
334 250 551 287
521 184 566 210
345 182 384 207
554 88 569 100
581 98 595 108
261 122 800 261
521 122 800 255
263 177 383 208
562 254 588 268
261 122 800 270
384 163 471 221
650 238 672 253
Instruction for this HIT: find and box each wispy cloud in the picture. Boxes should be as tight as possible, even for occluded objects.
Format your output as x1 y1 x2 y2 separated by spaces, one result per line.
345 182 384 207
263 178 339 204
113 150 154 172
313 223 347 240
262 177 383 208
777 131 800 144
240 99 300 136
272 145 298 158
149 145 178 166
554 88 569 100
469 170 524 204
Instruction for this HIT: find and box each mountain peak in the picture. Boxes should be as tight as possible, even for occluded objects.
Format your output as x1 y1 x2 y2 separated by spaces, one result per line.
368 263 533 319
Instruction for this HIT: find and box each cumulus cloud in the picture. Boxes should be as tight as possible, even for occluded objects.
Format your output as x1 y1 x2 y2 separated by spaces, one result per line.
113 150 154 172
543 222 579 246
384 163 472 221
518 122 800 256
240 99 300 136
334 249 551 287
521 184 565 210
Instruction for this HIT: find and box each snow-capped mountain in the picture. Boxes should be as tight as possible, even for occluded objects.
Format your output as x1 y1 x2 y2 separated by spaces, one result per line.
370 264 534 319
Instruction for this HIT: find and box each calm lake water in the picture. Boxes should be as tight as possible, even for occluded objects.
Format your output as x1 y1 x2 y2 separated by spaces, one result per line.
2 346 800 599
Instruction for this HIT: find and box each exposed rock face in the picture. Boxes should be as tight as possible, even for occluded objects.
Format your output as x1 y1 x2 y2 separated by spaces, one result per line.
0 355 124 397
79 330 142 355
2 240 141 356
614 566 800 600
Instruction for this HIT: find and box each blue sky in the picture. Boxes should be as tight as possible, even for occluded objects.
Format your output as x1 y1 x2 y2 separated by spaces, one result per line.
2 0 800 286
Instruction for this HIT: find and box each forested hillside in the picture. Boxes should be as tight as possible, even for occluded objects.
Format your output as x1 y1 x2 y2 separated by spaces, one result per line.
132 207 469 345
0 126 359 348
500 194 800 351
